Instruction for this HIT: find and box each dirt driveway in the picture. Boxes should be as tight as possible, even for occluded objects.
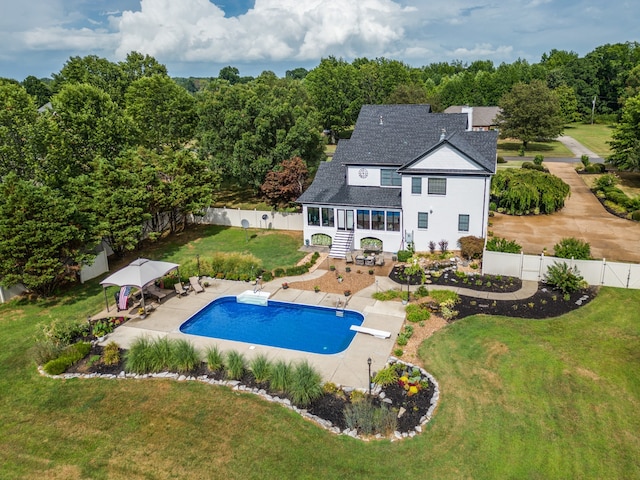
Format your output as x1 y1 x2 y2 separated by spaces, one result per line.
491 161 640 263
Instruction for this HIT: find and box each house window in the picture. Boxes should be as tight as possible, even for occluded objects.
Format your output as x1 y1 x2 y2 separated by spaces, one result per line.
428 178 447 195
411 177 422 194
371 210 385 230
458 214 470 232
381 169 401 187
418 212 429 229
321 208 334 227
307 207 320 226
357 209 370 229
386 211 400 231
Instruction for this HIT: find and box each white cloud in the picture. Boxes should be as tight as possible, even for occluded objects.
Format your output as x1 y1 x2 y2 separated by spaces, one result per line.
450 43 514 59
110 0 412 62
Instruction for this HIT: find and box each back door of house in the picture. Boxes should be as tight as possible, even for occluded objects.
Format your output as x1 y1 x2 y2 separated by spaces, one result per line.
337 209 354 231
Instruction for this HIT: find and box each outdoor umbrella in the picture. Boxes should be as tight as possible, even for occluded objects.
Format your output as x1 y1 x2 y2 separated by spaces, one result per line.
99 258 180 312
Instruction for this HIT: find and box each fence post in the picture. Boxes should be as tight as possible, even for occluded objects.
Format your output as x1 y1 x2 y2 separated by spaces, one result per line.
539 251 544 281
601 258 606 285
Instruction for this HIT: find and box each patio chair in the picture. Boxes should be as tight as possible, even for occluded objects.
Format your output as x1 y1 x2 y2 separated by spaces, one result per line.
146 284 171 303
189 276 205 293
345 252 354 264
174 282 189 297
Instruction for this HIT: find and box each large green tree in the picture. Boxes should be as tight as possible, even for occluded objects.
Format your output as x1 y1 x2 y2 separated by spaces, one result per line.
0 174 99 296
125 74 197 151
608 93 640 171
496 80 565 148
197 74 323 190
0 81 38 178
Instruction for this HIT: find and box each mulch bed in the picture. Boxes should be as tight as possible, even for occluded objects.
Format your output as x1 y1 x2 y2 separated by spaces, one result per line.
69 347 435 437
389 265 522 293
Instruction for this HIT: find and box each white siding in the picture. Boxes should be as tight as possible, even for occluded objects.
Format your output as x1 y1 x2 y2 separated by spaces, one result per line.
347 166 381 186
409 145 483 171
402 174 490 251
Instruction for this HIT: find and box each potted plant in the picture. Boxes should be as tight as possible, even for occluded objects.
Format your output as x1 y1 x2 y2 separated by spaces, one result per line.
344 290 351 297
138 307 146 319
337 275 343 283
314 285 320 293
345 266 351 273
282 282 289 289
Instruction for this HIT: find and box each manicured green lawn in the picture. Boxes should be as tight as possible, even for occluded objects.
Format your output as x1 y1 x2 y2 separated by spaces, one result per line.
498 140 573 158
144 224 305 272
564 123 614 157
1 227 638 478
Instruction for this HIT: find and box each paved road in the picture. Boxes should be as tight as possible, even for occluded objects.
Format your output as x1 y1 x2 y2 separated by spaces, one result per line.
556 135 603 161
492 146 640 263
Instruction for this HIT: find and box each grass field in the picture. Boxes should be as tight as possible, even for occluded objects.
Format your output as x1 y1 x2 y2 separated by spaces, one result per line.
564 123 614 157
497 140 573 158
1 228 639 479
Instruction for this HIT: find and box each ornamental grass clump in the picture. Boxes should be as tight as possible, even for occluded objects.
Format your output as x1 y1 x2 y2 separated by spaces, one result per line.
372 365 399 387
149 337 173 373
268 360 293 393
125 336 154 374
205 345 224 372
289 360 323 407
249 354 272 384
224 350 246 380
170 339 199 373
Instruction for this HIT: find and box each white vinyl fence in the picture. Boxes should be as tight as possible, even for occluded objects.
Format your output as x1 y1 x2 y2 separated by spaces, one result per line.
482 250 640 289
192 207 303 231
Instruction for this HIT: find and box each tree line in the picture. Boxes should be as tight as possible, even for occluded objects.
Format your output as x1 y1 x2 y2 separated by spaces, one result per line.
1 42 640 295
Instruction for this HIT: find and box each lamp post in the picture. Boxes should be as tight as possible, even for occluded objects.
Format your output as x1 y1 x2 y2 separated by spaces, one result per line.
367 357 372 395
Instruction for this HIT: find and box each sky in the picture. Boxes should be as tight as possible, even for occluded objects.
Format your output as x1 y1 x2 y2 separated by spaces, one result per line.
1 0 639 81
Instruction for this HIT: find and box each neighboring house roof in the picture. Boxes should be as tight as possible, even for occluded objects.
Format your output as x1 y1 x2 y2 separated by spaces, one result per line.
444 106 501 128
297 104 497 207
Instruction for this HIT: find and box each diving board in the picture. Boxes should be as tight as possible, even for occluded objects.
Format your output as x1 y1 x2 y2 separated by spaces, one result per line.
350 325 391 339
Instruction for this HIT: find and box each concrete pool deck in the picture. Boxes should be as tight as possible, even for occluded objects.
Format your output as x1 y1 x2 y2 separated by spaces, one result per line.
100 274 407 390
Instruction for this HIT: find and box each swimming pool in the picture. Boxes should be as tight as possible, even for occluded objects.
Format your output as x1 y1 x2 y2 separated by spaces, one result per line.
179 296 364 355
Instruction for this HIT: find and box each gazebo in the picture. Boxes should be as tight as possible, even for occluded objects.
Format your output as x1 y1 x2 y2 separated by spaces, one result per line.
99 258 180 312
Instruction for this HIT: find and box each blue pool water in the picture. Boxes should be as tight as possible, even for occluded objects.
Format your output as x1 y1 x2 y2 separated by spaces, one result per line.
179 296 364 355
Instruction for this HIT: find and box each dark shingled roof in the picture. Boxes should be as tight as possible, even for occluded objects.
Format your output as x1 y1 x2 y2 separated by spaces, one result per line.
297 158 402 208
298 104 497 206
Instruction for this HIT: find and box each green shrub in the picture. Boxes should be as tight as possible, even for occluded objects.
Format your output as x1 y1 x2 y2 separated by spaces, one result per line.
405 303 431 323
289 360 323 407
32 340 64 365
102 341 121 366
553 237 591 260
225 350 246 380
397 250 412 262
261 270 273 282
486 236 522 253
249 354 272 384
273 267 285 278
581 154 590 167
396 335 408 346
414 285 429 298
42 342 91 375
344 398 397 436
491 169 569 214
522 162 546 171
372 289 402 301
594 174 618 190
269 360 293 393
544 261 586 295
372 366 399 386
429 290 459 305
457 235 484 259
497 156 506 164
39 319 90 347
205 345 224 372
631 210 640 221
148 337 173 373
489 201 497 211
533 154 544 166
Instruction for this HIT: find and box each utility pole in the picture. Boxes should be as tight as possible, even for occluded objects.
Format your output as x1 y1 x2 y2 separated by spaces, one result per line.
591 95 596 124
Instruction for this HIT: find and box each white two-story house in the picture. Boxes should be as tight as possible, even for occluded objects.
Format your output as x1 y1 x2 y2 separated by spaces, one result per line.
297 104 498 257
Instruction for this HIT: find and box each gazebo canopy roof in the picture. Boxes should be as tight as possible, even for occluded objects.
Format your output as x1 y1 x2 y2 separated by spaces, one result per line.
99 258 179 289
